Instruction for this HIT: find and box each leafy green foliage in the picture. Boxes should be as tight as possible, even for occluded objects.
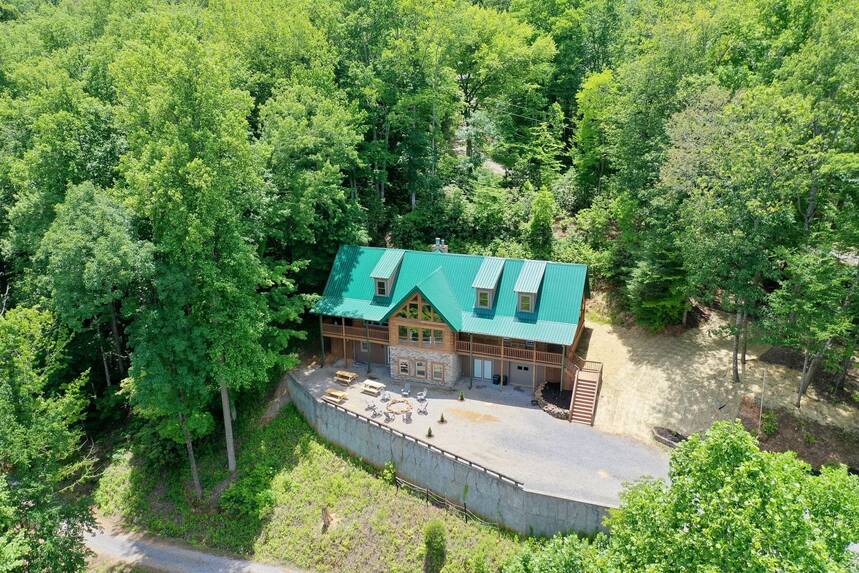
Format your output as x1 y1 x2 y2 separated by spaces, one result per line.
605 422 859 572
0 308 94 572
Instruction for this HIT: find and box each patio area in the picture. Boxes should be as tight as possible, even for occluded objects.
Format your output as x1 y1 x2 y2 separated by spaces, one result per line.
292 363 669 507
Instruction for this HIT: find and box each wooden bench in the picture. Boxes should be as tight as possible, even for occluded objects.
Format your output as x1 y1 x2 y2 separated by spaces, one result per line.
322 388 348 405
334 370 359 386
361 380 385 397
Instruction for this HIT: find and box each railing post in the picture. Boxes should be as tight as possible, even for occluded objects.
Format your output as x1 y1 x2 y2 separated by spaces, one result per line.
342 320 348 367
500 338 504 392
469 334 474 389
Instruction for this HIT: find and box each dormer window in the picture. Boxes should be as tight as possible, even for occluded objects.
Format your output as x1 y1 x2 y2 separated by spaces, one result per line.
370 248 404 298
518 293 534 313
472 257 504 310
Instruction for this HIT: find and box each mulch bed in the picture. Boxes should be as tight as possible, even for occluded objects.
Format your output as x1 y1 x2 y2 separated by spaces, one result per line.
540 382 572 410
739 394 859 472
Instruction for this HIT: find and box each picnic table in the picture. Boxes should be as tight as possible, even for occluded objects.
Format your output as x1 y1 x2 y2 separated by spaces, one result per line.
334 370 359 386
323 388 348 405
361 380 385 396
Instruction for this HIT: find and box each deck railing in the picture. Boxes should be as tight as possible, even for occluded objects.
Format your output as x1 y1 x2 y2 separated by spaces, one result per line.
455 340 563 367
321 323 389 342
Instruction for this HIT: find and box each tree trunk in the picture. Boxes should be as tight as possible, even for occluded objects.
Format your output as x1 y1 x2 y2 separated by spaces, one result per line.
740 309 749 366
732 307 742 384
220 379 237 477
109 301 126 377
102 348 112 387
832 354 852 395
179 412 203 499
796 346 827 408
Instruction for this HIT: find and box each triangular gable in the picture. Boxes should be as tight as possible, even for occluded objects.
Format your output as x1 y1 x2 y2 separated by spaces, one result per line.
381 267 462 330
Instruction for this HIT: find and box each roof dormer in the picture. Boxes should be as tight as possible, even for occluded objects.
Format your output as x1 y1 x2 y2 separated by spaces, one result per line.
370 248 404 298
514 260 546 313
472 256 504 310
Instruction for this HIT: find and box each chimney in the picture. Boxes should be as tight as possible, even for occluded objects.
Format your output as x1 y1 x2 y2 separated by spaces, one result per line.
431 238 448 253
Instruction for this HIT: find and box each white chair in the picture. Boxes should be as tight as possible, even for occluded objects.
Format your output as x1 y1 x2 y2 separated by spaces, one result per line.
381 391 391 402
417 401 428 415
416 389 427 401
401 382 411 397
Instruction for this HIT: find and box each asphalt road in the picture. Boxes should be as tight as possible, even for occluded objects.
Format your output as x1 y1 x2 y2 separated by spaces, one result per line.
85 523 306 573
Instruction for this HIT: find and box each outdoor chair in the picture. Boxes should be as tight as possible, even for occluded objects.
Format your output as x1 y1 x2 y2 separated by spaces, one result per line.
404 410 412 423
383 411 394 423
401 382 411 397
381 391 391 402
416 389 427 401
417 401 428 415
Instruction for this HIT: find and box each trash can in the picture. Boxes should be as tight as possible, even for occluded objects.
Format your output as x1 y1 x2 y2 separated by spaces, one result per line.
492 374 501 385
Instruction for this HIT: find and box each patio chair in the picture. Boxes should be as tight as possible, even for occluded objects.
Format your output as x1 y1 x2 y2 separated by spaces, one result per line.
404 410 412 423
383 411 394 423
417 401 428 415
381 391 391 402
416 389 427 402
401 382 411 397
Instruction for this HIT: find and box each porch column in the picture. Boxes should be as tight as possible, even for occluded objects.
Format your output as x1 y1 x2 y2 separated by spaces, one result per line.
531 345 537 396
561 346 566 391
365 323 371 373
342 320 348 368
319 315 326 366
500 338 505 392
469 333 474 389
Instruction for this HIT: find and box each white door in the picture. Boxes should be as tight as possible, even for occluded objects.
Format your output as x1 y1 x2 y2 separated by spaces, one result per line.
473 358 482 379
473 359 493 380
482 359 492 379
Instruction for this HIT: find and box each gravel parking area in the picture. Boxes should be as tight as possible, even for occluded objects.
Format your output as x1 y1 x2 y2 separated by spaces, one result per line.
295 364 669 507
586 311 858 442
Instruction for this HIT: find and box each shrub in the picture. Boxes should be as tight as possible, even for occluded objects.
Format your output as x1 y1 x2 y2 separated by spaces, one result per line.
220 468 276 519
381 461 397 485
760 411 778 437
503 535 593 573
439 413 446 423
426 427 433 438
424 519 447 573
459 392 465 401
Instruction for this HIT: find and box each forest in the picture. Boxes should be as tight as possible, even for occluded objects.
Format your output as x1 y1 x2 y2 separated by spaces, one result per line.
0 0 857 570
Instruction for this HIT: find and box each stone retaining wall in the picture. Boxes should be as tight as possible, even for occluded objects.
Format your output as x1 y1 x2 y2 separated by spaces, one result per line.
286 373 608 536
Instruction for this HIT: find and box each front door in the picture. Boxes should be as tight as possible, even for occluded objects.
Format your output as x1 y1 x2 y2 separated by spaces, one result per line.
473 358 492 380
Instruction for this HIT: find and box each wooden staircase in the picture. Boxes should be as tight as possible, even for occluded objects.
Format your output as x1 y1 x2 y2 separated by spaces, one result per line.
566 356 603 426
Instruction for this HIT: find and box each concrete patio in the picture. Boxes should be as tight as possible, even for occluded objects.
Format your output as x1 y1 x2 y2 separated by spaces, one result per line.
293 362 669 507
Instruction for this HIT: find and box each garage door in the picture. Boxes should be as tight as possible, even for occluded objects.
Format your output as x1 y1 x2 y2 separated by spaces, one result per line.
509 363 532 386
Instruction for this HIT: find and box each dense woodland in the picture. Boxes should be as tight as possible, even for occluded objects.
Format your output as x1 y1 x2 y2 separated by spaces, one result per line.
0 0 857 570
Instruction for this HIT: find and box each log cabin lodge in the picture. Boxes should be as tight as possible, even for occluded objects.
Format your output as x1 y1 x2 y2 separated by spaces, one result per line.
313 240 602 424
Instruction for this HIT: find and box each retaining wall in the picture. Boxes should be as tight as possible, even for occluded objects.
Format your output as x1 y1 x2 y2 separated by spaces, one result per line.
286 373 608 536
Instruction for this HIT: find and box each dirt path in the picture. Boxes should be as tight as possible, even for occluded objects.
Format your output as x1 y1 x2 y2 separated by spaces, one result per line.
586 311 858 443
86 517 307 573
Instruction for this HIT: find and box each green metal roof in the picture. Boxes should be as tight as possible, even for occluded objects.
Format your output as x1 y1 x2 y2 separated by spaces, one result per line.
514 260 546 293
370 248 405 279
313 246 589 345
471 256 505 290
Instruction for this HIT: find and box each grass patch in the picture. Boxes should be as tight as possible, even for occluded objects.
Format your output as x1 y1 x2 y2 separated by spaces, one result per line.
95 404 522 572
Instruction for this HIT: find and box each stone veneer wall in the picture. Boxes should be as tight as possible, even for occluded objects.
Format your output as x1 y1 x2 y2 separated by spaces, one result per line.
286 373 609 536
388 345 460 386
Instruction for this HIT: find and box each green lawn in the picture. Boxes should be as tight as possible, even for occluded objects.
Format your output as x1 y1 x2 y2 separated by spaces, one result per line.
95 403 523 572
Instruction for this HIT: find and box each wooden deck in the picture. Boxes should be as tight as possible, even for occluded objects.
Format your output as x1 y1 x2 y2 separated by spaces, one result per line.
454 340 563 367
321 322 389 343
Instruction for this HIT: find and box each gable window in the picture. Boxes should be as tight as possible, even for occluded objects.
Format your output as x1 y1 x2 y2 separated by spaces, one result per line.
399 359 410 376
415 360 427 378
518 293 534 313
398 325 408 343
376 279 387 297
409 328 419 343
476 289 492 309
422 328 432 347
433 329 443 345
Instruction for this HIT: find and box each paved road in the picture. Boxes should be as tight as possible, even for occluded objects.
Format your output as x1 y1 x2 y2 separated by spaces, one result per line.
85 522 306 573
